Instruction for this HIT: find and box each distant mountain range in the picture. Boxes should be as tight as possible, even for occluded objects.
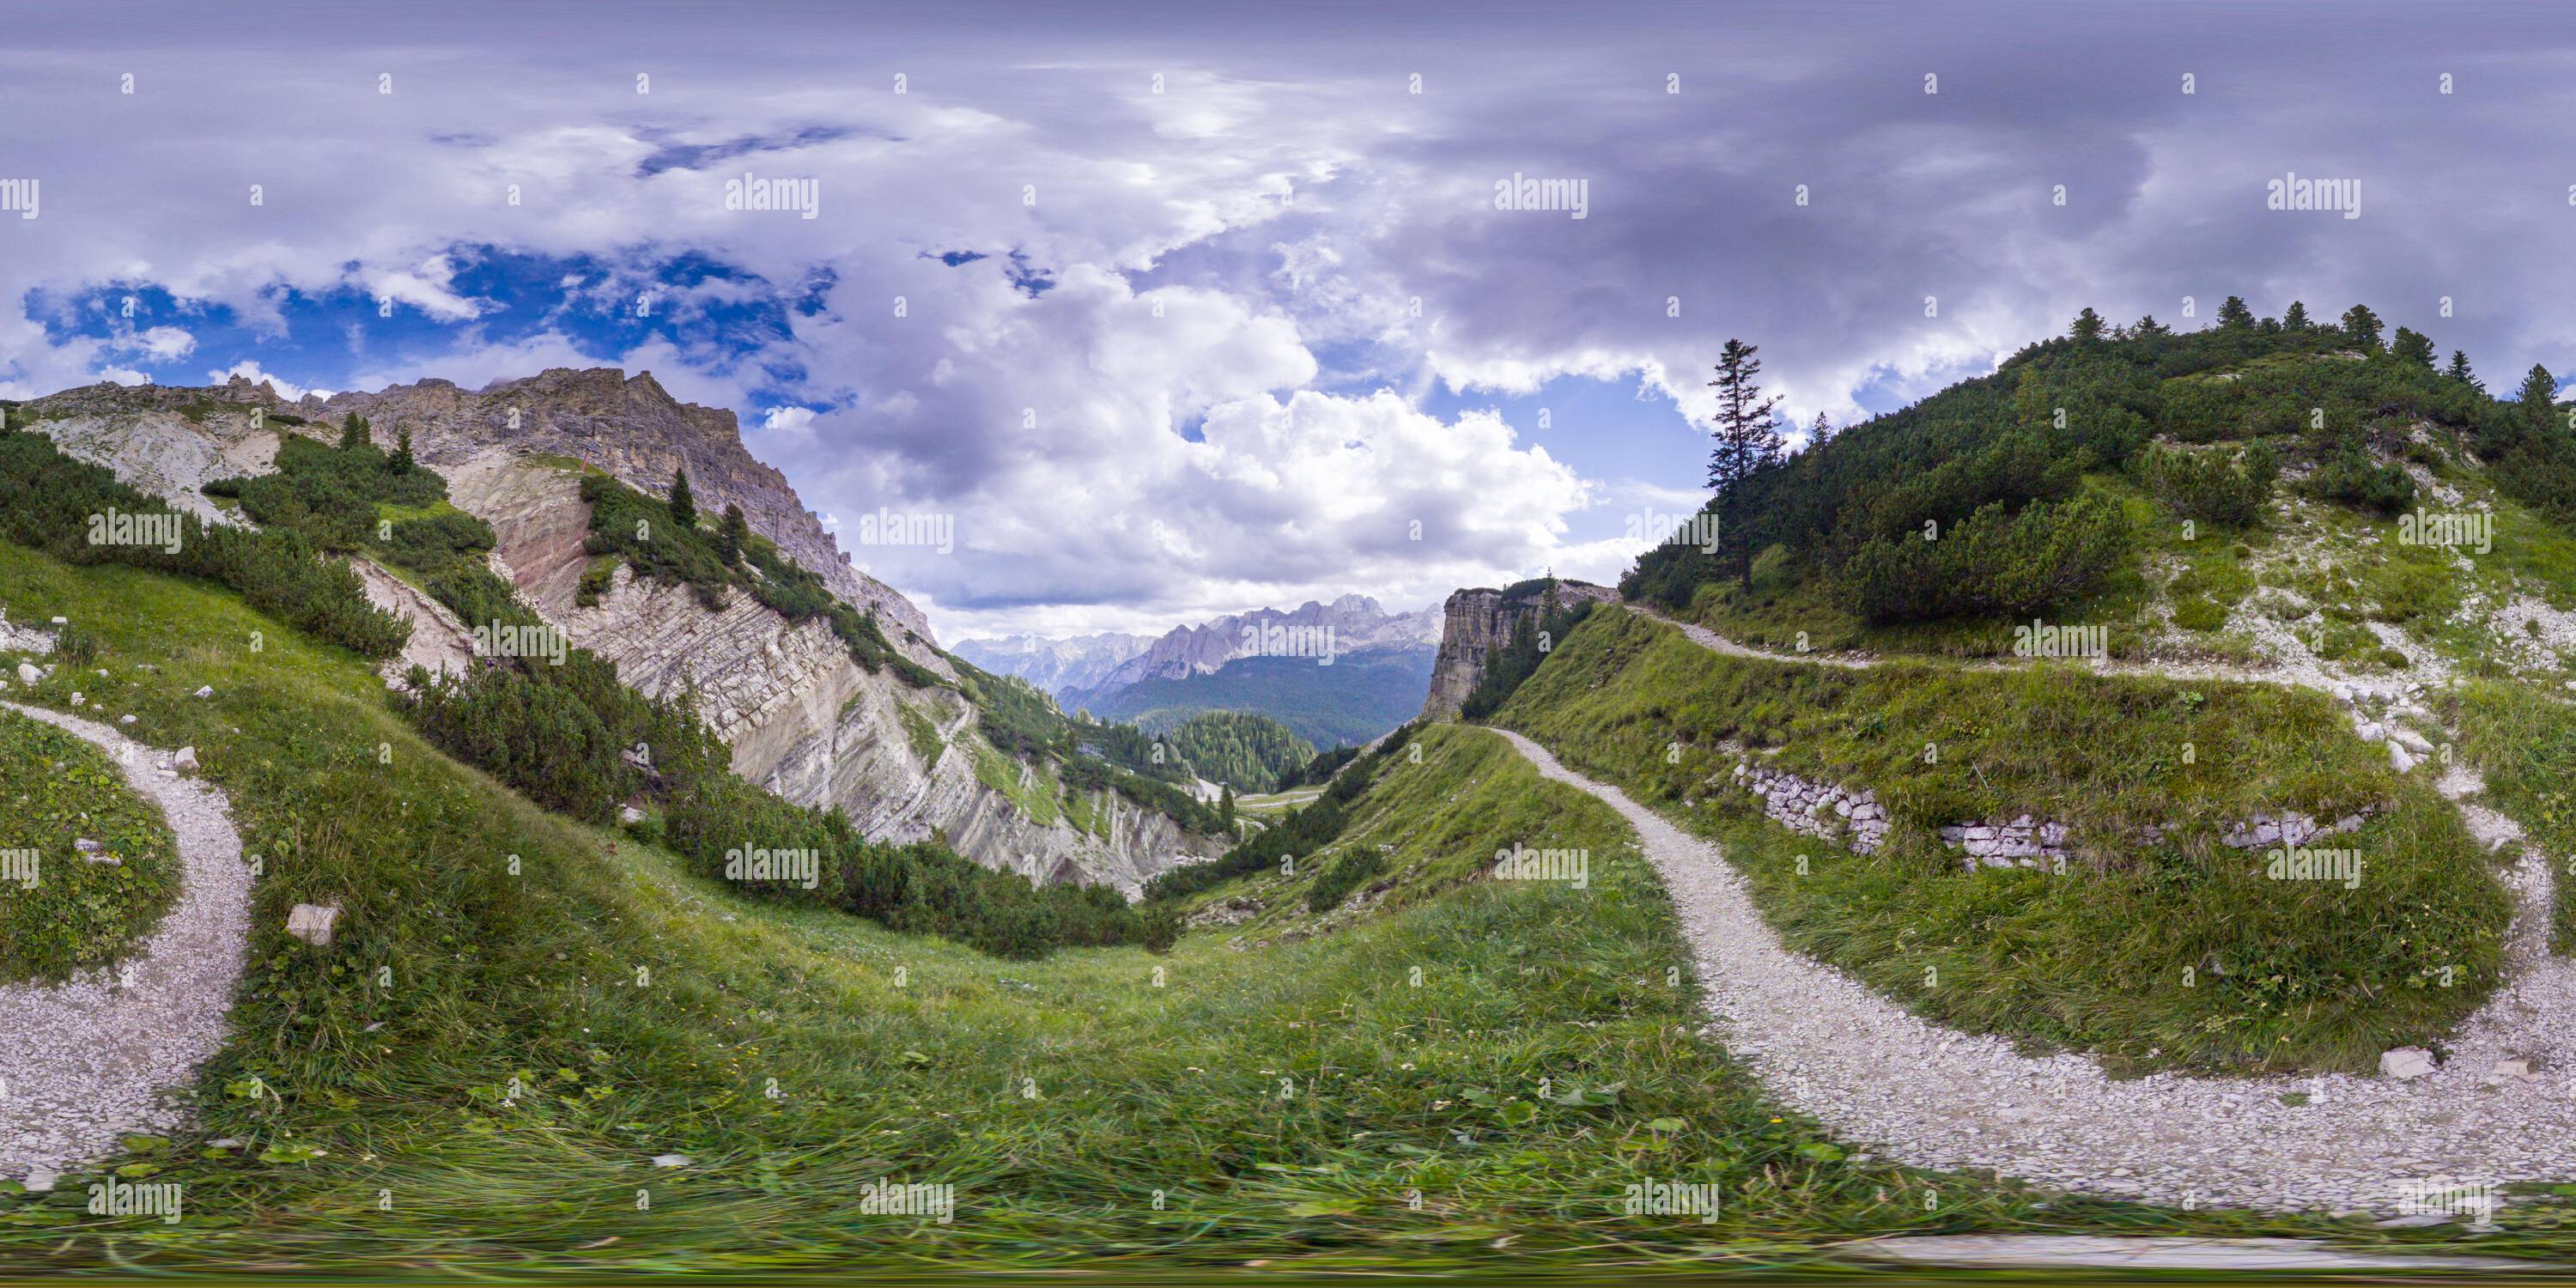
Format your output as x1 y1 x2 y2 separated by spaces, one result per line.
950 630 1153 697
956 594 1443 747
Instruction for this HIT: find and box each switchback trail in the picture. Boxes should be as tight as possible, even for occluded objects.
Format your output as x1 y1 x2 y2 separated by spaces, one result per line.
1492 606 2570 1213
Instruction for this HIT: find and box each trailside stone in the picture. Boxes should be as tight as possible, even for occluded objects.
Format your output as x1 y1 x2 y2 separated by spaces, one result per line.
286 902 342 947
2379 1047 2436 1080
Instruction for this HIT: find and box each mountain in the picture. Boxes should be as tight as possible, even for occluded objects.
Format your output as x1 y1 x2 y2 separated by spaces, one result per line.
979 594 1445 745
1084 646 1437 748
1422 579 1620 719
1077 594 1442 698
16 370 1225 891
951 631 1152 699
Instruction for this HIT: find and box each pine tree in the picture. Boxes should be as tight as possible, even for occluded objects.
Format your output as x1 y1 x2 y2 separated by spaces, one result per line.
2447 349 2483 391
340 412 370 451
389 427 416 473
1219 784 1237 835
2069 307 2104 342
717 503 750 565
669 466 697 527
1705 338 1783 592
1808 410 1833 447
2339 304 2384 350
2519 364 2559 431
2391 327 2436 368
2134 314 2170 337
2216 295 2254 330
2283 301 2312 331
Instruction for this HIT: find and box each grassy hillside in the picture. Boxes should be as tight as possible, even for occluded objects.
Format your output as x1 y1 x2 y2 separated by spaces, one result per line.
1083 646 1436 749
1494 606 2506 1076
14 538 2576 1268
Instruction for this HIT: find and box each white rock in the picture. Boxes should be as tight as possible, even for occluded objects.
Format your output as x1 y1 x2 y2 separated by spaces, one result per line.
2391 727 2433 755
286 902 342 947
193 685 213 698
68 692 82 707
118 714 136 725
2389 743 2417 774
173 746 198 774
619 805 646 824
651 1153 692 1168
22 1168 56 1194
14 662 37 685
2379 1047 2436 1080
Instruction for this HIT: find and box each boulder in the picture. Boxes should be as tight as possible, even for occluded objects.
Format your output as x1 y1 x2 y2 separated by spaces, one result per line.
286 902 342 947
2379 1047 2436 1080
173 746 199 774
14 662 36 685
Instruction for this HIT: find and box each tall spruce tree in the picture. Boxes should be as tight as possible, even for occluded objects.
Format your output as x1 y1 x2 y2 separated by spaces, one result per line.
1705 338 1783 592
389 427 416 473
2069 307 2104 342
2216 295 2254 330
1808 410 1833 447
669 466 697 527
2283 301 2312 331
2340 304 2384 349
2447 349 2483 392
2520 363 2560 432
340 411 369 451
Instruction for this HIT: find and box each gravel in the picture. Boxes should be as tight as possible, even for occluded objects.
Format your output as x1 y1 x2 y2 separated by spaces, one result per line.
0 702 252 1188
1502 608 2576 1214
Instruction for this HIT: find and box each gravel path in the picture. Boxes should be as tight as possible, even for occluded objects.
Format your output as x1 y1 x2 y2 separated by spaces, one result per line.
1498 609 2576 1214
0 702 252 1191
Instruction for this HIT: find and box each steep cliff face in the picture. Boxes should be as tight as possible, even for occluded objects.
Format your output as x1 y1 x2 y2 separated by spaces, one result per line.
1420 580 1619 720
21 373 1223 893
1084 594 1443 695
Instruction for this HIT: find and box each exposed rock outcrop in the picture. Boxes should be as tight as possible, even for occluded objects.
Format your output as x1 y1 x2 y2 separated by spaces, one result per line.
1421 580 1619 720
24 374 1223 892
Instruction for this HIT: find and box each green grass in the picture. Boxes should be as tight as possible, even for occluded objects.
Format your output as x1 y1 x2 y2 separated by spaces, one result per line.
896 701 945 766
15 539 2576 1267
0 704 180 982
1493 605 2508 1076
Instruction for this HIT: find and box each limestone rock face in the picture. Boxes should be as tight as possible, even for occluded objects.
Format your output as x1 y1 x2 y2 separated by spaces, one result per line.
1421 580 1619 720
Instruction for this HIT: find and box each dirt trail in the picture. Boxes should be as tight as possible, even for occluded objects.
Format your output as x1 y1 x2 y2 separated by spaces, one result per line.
1492 606 2570 1213
0 703 252 1191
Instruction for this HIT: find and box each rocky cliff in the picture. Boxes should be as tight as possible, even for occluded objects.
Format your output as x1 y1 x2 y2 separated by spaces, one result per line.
1420 580 1619 720
21 373 1224 893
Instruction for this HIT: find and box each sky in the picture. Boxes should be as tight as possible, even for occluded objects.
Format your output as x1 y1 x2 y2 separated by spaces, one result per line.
6 0 2576 643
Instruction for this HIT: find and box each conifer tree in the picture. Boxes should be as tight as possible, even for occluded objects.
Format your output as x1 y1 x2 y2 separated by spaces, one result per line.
2520 363 2560 432
389 427 415 473
2446 349 2482 391
2070 307 2104 342
2283 301 2312 330
2340 304 2384 349
2391 327 2435 368
340 411 369 451
669 466 697 527
2216 295 2254 330
1705 338 1783 592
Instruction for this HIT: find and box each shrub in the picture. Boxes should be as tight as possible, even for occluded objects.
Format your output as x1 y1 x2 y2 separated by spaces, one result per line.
2304 451 2416 516
2143 441 2276 528
1306 850 1388 913
1837 494 2131 624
